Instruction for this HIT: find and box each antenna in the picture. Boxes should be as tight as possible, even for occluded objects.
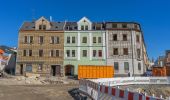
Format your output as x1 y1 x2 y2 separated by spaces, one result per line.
50 16 52 22
32 9 35 21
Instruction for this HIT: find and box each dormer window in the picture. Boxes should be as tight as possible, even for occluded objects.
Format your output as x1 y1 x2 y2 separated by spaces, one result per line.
122 24 127 28
39 25 46 30
74 26 77 29
81 26 84 30
35 17 51 30
85 25 88 30
67 26 70 30
78 17 92 30
43 25 46 30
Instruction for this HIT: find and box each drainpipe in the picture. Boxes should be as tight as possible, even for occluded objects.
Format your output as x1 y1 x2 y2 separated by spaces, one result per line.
130 28 135 77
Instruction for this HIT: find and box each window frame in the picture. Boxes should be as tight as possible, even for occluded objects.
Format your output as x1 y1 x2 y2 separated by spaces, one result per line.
39 49 43 57
98 37 102 43
82 50 87 57
113 34 117 41
113 48 118 55
114 62 119 71
123 48 128 55
124 62 129 71
82 37 87 43
98 50 102 57
93 37 96 43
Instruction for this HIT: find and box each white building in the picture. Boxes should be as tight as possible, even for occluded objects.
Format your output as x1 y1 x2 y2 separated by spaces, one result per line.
105 22 147 76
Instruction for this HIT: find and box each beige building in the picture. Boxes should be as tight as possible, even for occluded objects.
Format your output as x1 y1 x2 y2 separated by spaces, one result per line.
16 17 65 76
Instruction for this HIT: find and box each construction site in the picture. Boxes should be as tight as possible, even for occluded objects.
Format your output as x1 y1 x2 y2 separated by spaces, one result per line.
0 14 169 100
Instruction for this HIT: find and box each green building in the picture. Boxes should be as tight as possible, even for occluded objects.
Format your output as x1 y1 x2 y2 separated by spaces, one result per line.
64 17 106 76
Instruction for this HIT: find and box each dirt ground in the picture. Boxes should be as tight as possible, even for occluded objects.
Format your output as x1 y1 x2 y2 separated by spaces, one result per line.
0 85 78 100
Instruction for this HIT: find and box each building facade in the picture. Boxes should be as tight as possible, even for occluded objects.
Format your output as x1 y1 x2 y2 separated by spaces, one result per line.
16 17 65 76
64 17 106 76
16 16 148 77
106 22 146 76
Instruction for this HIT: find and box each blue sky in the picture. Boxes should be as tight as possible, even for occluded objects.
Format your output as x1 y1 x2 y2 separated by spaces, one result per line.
0 0 170 60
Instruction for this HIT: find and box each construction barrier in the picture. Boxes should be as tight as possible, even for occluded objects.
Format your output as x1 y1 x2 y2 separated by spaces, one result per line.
79 77 170 100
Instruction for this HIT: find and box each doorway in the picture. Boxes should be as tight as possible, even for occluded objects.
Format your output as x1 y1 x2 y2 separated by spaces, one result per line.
51 65 61 76
20 64 23 75
65 65 74 76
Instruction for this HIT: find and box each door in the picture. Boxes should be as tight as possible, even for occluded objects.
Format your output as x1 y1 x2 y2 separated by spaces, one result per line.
51 65 56 76
20 64 23 75
56 65 61 76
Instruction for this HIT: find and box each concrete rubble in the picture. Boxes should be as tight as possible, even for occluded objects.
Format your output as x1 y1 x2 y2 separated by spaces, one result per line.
0 73 78 85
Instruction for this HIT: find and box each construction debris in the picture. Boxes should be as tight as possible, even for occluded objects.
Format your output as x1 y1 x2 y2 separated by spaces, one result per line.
0 75 78 85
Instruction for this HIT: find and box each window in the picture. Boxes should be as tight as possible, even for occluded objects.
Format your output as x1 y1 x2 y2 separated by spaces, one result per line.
24 36 27 43
83 50 87 57
56 50 59 57
39 25 46 30
98 37 102 43
113 48 118 55
29 50 32 56
122 24 127 28
96 25 101 30
74 26 77 29
23 50 26 56
114 62 119 71
72 37 75 43
93 50 97 57
51 36 54 44
55 37 59 44
85 25 88 30
43 25 46 30
39 36 44 44
82 37 87 43
137 49 141 59
39 50 43 57
123 34 127 41
138 63 141 71
38 64 43 71
67 37 70 43
72 50 75 57
134 24 138 29
50 50 54 57
66 26 70 30
26 64 32 72
123 48 128 55
66 50 70 57
24 36 33 44
93 37 96 43
136 35 140 42
81 25 84 30
112 24 117 28
113 34 117 41
30 36 33 43
98 50 102 57
124 62 129 71
39 25 42 30
51 36 59 44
